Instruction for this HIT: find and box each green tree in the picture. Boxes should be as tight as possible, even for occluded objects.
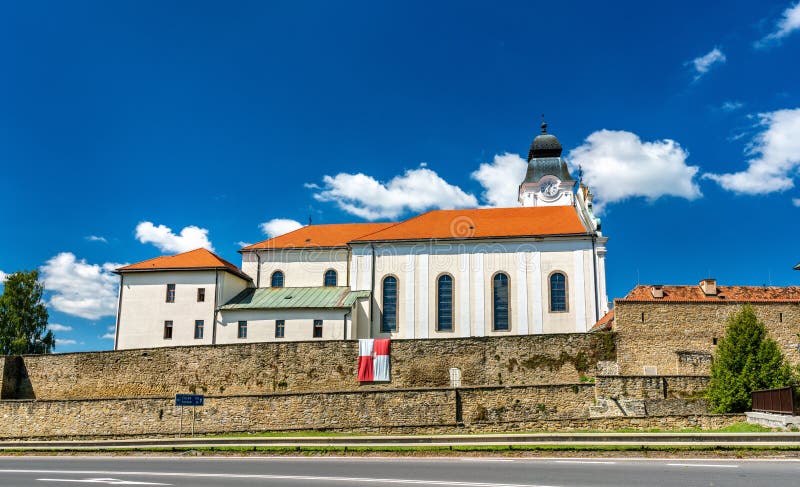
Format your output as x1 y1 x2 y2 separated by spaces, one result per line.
708 305 794 413
0 270 55 354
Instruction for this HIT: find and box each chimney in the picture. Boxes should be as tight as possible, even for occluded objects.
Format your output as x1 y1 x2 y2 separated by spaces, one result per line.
651 285 664 298
700 278 717 296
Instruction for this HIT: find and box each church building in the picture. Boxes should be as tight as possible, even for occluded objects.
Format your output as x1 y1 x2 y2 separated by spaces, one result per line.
113 122 609 349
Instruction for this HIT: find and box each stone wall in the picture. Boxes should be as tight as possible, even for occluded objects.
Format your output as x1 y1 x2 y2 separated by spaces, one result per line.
614 302 800 375
2 333 616 400
595 375 709 400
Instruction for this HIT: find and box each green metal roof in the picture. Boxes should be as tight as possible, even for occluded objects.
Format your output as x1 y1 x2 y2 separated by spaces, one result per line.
219 286 370 310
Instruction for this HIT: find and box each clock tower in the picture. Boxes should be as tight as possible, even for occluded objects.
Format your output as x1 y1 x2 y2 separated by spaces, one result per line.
518 119 575 207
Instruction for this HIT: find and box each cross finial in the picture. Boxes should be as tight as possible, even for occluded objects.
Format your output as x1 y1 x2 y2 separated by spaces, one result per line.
540 113 547 134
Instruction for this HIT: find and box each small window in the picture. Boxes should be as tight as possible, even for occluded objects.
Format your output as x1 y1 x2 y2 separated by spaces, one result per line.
163 320 173 339
381 276 398 332
275 320 285 338
313 319 323 338
194 320 204 339
493 273 510 331
237 320 247 339
779 312 783 323
324 269 337 287
549 273 567 312
166 283 176 303
713 337 718 345
641 312 645 323
197 288 205 302
271 271 284 288
437 274 453 332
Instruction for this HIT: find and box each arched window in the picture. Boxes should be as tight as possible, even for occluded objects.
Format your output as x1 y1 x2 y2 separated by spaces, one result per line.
437 274 453 332
381 276 398 332
549 272 567 312
270 270 284 288
323 269 338 287
493 273 509 331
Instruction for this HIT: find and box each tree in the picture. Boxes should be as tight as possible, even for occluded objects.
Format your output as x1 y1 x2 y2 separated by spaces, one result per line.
0 270 55 355
708 305 795 413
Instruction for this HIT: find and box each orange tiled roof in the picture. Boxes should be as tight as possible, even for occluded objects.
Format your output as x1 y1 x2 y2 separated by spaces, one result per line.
618 285 800 303
589 309 615 332
117 248 250 280
241 223 396 250
351 206 588 242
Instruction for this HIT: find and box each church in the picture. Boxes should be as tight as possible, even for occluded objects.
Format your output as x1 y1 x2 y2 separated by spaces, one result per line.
113 122 609 349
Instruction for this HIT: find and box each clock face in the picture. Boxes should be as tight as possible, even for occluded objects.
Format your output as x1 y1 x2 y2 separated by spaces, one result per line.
541 180 560 198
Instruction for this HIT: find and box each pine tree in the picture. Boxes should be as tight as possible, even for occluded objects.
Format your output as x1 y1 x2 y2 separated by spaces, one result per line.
0 270 55 354
708 305 795 413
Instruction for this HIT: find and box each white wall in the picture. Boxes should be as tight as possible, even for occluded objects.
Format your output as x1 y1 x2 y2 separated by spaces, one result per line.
218 309 350 342
245 249 350 288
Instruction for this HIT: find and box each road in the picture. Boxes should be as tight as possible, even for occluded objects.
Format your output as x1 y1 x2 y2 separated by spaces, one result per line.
0 455 797 486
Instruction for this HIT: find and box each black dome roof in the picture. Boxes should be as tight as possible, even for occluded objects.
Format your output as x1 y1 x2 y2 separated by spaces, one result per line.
527 121 563 160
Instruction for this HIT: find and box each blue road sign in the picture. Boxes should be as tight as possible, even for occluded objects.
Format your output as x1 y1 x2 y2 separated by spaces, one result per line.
175 394 204 406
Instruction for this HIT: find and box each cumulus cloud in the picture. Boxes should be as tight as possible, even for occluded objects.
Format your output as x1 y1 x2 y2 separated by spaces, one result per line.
40 252 124 320
311 165 478 220
47 323 73 332
0 270 7 284
756 2 800 47
704 108 800 195
259 218 304 238
85 235 108 243
101 333 115 340
568 130 702 210
689 47 726 80
793 198 800 207
56 339 77 346
471 153 528 207
721 101 744 112
135 221 214 253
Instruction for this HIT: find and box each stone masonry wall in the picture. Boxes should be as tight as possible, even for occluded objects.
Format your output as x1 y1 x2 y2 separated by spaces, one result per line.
3 333 615 400
614 302 800 376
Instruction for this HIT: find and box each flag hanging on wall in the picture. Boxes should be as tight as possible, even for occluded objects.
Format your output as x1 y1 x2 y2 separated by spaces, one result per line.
358 338 390 382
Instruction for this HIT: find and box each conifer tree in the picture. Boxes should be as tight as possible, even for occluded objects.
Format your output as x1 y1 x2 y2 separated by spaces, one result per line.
708 305 794 413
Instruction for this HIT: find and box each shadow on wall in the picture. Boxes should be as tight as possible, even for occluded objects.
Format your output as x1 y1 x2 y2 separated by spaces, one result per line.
1 356 35 400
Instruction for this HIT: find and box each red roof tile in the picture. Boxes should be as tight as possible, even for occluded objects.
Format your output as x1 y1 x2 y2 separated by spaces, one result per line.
352 206 588 242
619 285 800 303
241 223 395 250
589 309 615 332
117 248 250 280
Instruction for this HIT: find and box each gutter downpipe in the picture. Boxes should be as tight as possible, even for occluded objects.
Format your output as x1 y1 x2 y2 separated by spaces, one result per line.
591 235 600 324
255 251 262 288
212 270 219 345
370 243 376 338
113 274 123 351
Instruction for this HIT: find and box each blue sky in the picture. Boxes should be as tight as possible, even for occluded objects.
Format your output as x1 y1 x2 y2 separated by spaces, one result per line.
1 1 799 352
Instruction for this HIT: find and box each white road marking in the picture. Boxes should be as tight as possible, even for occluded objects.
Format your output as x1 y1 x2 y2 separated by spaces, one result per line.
38 479 170 485
552 461 616 465
667 464 739 468
0 469 559 487
459 459 515 462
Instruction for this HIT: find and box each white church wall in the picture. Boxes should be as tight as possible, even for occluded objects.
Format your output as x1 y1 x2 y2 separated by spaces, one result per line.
253 248 350 288
218 309 350 342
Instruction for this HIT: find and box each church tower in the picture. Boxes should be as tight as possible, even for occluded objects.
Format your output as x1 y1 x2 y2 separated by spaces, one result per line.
518 119 575 207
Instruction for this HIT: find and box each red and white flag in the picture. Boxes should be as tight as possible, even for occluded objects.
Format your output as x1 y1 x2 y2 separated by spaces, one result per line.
358 338 390 382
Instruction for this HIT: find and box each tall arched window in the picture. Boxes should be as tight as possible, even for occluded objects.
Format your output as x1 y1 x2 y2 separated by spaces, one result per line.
270 270 284 288
549 272 567 312
381 276 398 332
437 274 454 332
323 269 337 287
493 273 509 331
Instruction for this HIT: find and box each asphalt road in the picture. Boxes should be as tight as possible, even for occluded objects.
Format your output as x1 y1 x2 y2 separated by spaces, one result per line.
0 455 797 486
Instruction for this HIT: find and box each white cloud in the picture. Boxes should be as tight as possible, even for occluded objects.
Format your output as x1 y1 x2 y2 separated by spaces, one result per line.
236 241 253 248
721 101 744 112
704 108 800 195
135 221 214 253
689 47 726 80
793 198 800 207
0 270 7 284
259 218 304 238
40 252 124 320
101 333 115 340
756 2 800 47
47 323 73 332
56 339 77 346
85 235 108 243
568 130 701 210
471 153 528 207
311 165 478 220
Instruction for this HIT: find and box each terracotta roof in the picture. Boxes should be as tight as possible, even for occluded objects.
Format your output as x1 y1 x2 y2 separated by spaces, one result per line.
241 223 395 251
116 248 250 280
618 285 800 303
351 206 588 242
589 309 615 332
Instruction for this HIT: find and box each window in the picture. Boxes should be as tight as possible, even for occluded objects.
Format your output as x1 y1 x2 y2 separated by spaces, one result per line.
166 283 176 303
493 273 510 331
194 320 204 339
437 274 454 332
313 319 323 338
271 271 284 288
197 288 205 302
324 269 337 287
381 276 398 332
238 320 247 339
275 320 285 338
549 272 567 312
163 321 173 339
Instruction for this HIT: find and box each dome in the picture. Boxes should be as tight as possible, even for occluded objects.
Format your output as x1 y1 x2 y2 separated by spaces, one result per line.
527 121 563 160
